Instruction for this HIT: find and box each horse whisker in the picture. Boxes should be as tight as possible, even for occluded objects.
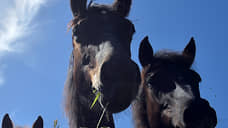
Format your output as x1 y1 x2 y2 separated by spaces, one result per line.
96 103 109 128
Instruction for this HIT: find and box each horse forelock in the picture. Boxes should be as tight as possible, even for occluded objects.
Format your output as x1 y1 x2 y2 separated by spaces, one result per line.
155 50 188 64
68 4 114 30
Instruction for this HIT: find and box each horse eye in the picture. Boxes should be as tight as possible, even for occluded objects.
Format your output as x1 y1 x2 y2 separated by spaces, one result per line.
147 83 153 89
147 75 156 86
73 24 80 34
82 55 90 65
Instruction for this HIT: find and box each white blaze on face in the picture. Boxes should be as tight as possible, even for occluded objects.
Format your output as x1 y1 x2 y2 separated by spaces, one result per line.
89 41 113 90
162 82 195 128
173 82 194 100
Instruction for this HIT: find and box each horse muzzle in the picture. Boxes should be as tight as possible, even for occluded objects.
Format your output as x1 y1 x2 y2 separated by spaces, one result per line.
184 98 217 128
99 57 141 113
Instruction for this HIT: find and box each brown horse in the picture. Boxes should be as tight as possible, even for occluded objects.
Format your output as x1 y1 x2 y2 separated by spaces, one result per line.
64 0 141 127
132 37 217 128
2 113 43 128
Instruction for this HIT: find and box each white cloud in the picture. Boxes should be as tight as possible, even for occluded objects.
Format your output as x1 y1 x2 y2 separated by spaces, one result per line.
0 0 46 85
0 0 45 53
0 64 7 86
0 74 4 85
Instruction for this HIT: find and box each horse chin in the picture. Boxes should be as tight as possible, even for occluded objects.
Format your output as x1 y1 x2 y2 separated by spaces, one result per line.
106 97 131 113
99 82 138 113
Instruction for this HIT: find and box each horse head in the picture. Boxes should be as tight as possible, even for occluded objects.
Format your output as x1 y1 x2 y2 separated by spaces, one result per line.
135 37 217 128
67 0 141 115
2 114 43 128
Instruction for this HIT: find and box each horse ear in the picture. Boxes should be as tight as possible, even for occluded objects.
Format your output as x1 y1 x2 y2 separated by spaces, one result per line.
70 0 87 17
32 116 43 128
2 114 13 128
139 36 154 67
182 37 196 67
112 0 132 17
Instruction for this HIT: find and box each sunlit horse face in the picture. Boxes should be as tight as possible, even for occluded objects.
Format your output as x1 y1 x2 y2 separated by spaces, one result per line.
2 114 43 128
138 37 217 128
70 0 141 113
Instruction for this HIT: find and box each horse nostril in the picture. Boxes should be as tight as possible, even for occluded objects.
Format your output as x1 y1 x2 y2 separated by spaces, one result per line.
82 55 90 65
162 103 169 110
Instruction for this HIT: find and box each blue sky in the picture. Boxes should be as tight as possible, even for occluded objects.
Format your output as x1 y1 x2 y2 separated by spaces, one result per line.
0 0 227 127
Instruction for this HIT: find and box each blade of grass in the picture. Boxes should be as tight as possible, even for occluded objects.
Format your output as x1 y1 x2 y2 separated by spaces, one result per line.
54 120 58 128
96 103 109 128
90 92 101 109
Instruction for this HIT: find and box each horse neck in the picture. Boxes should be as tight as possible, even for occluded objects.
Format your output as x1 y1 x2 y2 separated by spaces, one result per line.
132 84 163 128
132 83 151 128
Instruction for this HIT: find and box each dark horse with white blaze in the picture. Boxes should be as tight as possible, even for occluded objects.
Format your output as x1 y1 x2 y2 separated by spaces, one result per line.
2 113 43 128
132 37 217 128
64 0 141 127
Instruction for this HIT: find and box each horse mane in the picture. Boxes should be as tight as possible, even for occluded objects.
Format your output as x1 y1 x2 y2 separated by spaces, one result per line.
155 50 188 63
64 52 76 126
64 50 84 127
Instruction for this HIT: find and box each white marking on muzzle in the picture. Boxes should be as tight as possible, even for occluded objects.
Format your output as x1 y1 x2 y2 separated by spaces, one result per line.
90 41 113 90
162 82 195 128
172 82 194 128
